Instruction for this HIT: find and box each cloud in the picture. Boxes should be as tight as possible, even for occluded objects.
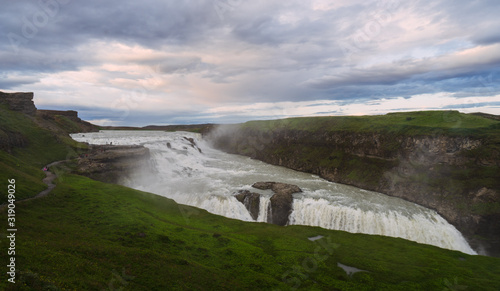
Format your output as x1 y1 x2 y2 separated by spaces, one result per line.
1 0 499 125
305 43 500 89
0 75 39 90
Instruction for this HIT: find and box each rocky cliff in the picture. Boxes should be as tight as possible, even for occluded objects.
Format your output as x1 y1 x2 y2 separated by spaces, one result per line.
36 109 98 133
0 91 37 116
207 112 500 256
0 91 98 134
75 145 151 184
38 109 79 119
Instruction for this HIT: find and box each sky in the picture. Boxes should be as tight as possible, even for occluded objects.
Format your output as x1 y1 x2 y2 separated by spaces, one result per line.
1 0 500 126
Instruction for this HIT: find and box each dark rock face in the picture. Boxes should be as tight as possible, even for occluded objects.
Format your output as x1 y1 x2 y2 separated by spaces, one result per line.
234 190 261 220
0 91 37 116
268 191 293 226
75 145 151 184
183 136 202 153
36 109 98 133
252 182 302 226
233 182 302 225
38 110 78 119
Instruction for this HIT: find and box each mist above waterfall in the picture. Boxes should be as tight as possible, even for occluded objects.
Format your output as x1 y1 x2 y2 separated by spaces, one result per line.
71 130 477 255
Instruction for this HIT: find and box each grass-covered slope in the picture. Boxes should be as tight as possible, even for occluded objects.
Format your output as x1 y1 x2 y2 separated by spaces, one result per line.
1 171 500 290
0 104 88 202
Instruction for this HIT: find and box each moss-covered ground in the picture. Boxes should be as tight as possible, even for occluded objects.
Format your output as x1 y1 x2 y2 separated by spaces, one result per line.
0 104 88 202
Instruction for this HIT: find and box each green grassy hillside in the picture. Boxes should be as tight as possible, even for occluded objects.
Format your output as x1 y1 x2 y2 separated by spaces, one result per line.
1 171 500 290
0 104 88 202
1 107 500 290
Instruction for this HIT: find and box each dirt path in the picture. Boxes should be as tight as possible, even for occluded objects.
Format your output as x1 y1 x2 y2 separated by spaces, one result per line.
0 160 67 211
33 160 66 199
35 169 57 199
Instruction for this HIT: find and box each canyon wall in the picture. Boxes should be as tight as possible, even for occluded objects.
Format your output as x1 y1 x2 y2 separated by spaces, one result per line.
207 115 500 256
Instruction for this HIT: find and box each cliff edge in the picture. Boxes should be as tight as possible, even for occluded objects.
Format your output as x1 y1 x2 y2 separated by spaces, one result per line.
0 91 37 116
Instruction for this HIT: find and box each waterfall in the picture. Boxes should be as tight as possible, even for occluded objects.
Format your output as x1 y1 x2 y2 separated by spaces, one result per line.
71 130 477 255
289 198 475 254
256 196 271 223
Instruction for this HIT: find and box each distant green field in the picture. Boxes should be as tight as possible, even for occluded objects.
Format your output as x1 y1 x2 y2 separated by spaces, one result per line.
242 110 500 136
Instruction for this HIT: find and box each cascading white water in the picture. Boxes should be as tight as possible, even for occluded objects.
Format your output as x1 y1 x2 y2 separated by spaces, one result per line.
256 197 271 223
289 198 470 251
71 130 477 255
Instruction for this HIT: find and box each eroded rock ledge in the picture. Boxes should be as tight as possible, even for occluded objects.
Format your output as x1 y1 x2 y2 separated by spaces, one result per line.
75 144 150 184
234 190 260 220
234 182 302 226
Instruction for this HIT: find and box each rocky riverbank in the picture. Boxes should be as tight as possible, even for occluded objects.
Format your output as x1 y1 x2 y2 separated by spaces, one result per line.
75 144 151 184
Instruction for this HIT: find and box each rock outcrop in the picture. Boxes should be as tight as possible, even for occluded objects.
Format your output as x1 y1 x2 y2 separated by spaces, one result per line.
75 145 151 184
38 109 79 119
183 136 202 153
255 182 302 226
234 190 261 220
37 109 98 133
234 182 302 226
0 91 37 116
0 91 98 134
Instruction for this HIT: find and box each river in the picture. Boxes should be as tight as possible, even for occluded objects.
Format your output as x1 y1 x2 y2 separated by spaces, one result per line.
71 130 477 255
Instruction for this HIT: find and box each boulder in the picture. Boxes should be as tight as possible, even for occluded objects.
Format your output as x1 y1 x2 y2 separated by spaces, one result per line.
183 136 202 153
252 182 302 226
234 190 261 220
252 182 302 195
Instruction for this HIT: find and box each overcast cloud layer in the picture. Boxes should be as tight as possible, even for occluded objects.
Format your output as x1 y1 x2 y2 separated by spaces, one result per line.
1 0 500 125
